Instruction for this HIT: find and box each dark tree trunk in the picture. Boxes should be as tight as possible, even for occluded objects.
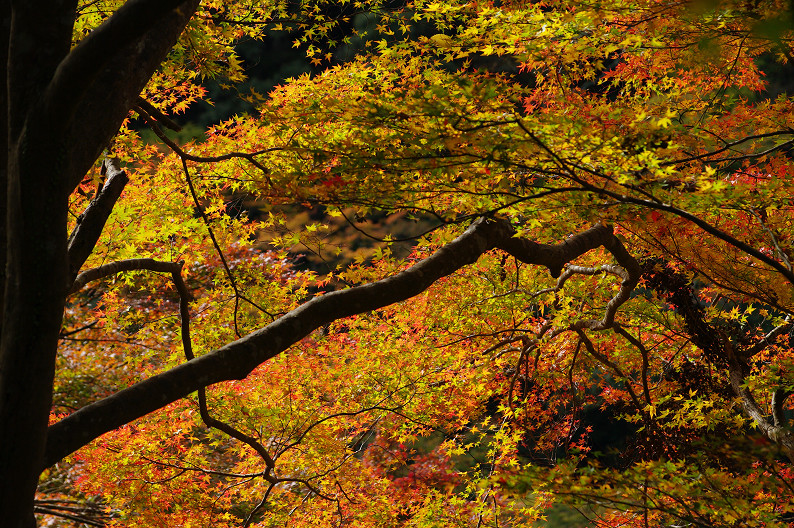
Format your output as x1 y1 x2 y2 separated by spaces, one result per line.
0 2 201 526
0 3 76 525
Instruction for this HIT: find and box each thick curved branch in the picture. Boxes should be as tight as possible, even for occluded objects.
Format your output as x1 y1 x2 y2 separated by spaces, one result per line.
69 258 183 294
44 217 639 467
61 0 201 193
518 121 794 286
498 224 641 330
497 223 614 279
44 0 196 128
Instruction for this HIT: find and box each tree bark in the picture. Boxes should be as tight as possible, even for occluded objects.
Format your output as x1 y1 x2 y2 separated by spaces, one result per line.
0 0 10 343
1 4 77 526
0 2 200 527
66 158 129 285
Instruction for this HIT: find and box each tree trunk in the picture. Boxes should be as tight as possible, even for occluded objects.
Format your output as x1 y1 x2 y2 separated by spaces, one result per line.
0 142 70 528
0 3 75 525
0 2 201 526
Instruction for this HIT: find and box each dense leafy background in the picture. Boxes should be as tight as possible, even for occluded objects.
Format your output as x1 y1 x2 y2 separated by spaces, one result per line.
40 1 794 526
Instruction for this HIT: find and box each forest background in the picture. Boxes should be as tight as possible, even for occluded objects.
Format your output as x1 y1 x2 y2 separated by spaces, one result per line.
3 1 794 527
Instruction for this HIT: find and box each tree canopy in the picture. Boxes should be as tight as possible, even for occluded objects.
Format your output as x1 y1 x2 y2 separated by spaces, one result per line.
3 0 794 527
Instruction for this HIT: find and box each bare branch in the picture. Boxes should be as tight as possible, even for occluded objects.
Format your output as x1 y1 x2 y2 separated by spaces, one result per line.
662 130 794 166
577 330 646 415
59 321 98 338
614 325 653 405
499 224 641 331
66 158 129 286
517 121 794 286
69 258 183 294
590 186 794 286
148 119 276 186
746 207 792 273
746 318 793 357
32 506 106 528
135 98 182 132
71 254 282 477
178 157 272 334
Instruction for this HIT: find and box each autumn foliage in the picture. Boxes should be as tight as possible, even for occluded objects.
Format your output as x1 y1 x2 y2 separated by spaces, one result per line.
3 0 794 527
